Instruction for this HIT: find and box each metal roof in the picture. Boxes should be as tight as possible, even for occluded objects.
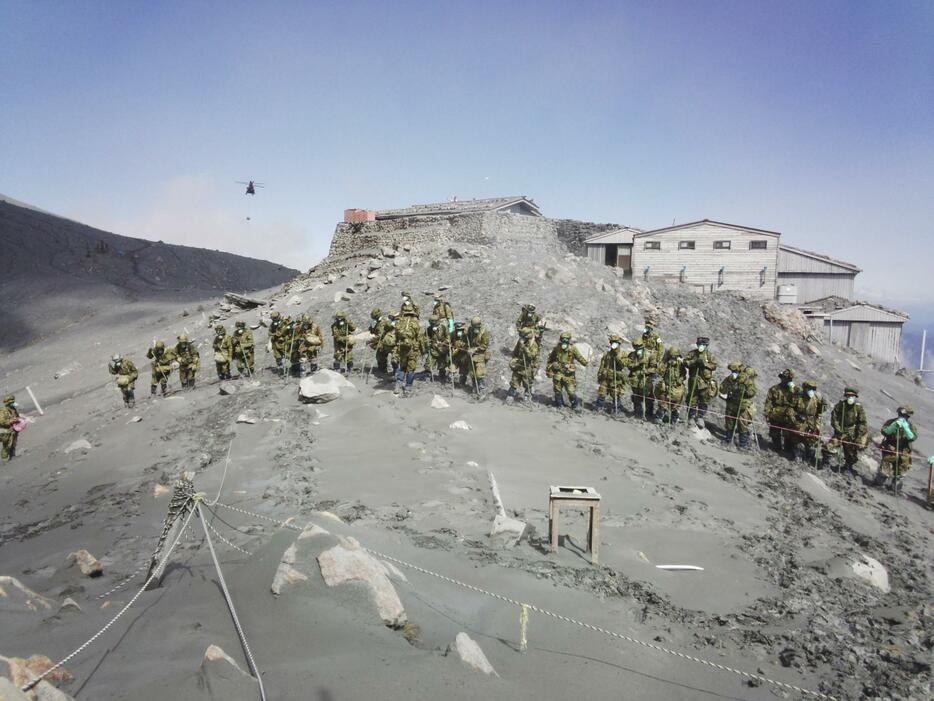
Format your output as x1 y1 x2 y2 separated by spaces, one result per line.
803 296 909 322
376 196 542 219
633 219 781 238
583 226 643 245
778 244 861 273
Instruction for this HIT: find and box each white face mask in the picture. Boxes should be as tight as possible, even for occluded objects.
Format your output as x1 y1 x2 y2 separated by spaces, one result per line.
731 372 739 380
561 342 569 349
787 381 795 389
698 345 707 353
643 327 649 334
610 342 619 350
846 396 856 405
807 389 815 398
636 349 643 356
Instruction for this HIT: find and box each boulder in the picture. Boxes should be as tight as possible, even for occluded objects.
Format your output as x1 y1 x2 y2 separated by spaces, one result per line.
448 633 498 676
762 302 815 339
236 414 257 425
298 370 356 404
449 420 471 431
57 598 82 614
430 395 450 409
287 295 303 306
381 247 396 258
400 268 415 277
851 554 890 593
224 293 265 309
67 550 103 578
198 644 256 701
63 439 92 455
317 538 407 627
392 256 409 268
153 484 170 498
34 680 78 701
0 678 29 701
1 655 73 691
447 248 463 259
0 576 54 612
788 343 803 357
367 259 383 271
806 343 822 356
218 382 239 396
271 544 309 596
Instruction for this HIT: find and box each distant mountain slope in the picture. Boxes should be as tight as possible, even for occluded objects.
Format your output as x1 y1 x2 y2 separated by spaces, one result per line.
0 198 299 349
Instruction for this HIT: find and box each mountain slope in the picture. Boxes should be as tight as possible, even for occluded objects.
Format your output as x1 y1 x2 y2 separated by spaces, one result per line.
0 198 299 349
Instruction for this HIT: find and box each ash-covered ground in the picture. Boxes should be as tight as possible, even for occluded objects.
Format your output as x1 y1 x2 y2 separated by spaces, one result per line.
1 231 931 700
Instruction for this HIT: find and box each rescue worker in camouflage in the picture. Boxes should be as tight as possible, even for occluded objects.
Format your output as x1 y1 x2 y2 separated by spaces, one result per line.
212 325 235 380
368 308 390 373
331 312 356 372
546 332 588 409
174 336 200 389
0 394 20 461
720 363 757 448
876 405 918 490
823 387 869 474
595 335 627 413
641 317 664 360
425 315 453 381
654 345 687 424
516 304 544 341
626 337 657 419
764 369 799 456
684 337 718 428
382 314 400 373
266 310 289 374
393 302 425 396
232 321 255 376
109 354 139 407
400 291 420 318
146 340 176 396
291 315 323 376
455 316 492 397
429 295 455 333
789 379 828 461
506 327 539 401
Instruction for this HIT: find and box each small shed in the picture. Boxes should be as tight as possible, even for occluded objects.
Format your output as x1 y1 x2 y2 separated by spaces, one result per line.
583 227 642 274
777 244 861 303
801 296 909 364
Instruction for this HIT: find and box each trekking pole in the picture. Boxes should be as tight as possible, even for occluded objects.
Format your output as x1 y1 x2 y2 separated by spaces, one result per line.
286 325 298 379
465 335 482 397
447 344 456 398
730 386 745 446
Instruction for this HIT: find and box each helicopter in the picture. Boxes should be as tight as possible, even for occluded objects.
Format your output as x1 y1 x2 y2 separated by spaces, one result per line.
236 180 264 196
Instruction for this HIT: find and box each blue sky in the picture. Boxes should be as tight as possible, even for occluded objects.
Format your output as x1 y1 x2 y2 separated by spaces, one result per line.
2 1 933 304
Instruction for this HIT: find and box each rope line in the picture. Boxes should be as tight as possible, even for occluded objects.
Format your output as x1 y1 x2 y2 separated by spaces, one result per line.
22 503 197 693
213 501 836 700
197 503 267 701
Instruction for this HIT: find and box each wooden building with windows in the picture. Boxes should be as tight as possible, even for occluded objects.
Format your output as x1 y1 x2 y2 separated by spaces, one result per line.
583 226 643 274
776 244 861 304
629 220 780 297
800 296 908 364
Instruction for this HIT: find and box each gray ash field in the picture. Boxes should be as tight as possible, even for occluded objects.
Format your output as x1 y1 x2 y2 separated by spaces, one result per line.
1 224 931 700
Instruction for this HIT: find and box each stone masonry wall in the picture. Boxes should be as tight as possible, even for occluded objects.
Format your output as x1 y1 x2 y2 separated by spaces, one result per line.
552 219 622 255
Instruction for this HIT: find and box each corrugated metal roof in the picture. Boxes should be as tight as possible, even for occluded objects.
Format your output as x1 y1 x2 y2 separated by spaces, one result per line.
778 244 861 273
376 196 541 218
633 219 781 238
583 226 642 245
804 296 909 322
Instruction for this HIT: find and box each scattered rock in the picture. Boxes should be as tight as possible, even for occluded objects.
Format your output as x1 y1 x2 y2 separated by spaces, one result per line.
392 256 409 268
298 369 356 404
768 343 782 355
317 538 407 627
367 259 383 271
448 633 498 676
847 359 862 372
851 554 890 592
1 654 73 690
0 678 28 701
127 416 142 424
430 395 450 409
34 679 78 701
67 550 103 578
218 382 239 396
381 247 396 258
0 577 54 612
224 293 265 309
788 343 803 357
287 295 303 306
63 439 92 455
236 414 257 424
198 644 255 701
367 271 382 281
447 248 463 259
153 484 170 498
449 420 471 431
762 302 814 339
400 268 415 276
690 426 713 442
806 343 822 356
57 598 82 614
271 543 309 595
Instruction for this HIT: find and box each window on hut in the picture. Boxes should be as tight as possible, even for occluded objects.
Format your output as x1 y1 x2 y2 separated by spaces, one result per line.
678 241 695 250
749 240 768 250
643 241 661 250
713 240 731 250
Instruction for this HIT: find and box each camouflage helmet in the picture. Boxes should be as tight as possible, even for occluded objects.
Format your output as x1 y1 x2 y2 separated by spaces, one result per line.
727 361 743 372
696 336 710 346
779 368 795 380
470 316 482 327
744 367 757 378
370 307 381 320
177 334 189 343
667 345 682 357
3 394 14 405
334 311 346 319
111 353 122 362
401 290 412 299
559 331 572 342
401 302 417 316
155 340 165 349
527 303 536 312
631 337 645 348
803 379 818 390
608 334 622 344
388 313 399 321
644 316 657 329
300 313 311 323
843 386 859 396
270 310 281 319
235 320 245 328
214 325 225 334
897 405 914 417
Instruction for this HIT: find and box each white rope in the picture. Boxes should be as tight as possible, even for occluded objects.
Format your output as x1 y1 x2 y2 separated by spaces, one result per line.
213 501 836 700
22 504 197 692
204 515 253 556
207 439 234 506
197 503 267 701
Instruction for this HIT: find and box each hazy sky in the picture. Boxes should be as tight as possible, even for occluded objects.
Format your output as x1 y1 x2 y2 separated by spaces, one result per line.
2 1 933 304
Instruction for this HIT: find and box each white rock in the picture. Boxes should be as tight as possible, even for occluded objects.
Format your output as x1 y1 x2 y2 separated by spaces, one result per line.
806 343 822 356
271 543 309 595
851 554 890 592
298 369 356 404
317 539 407 626
153 484 170 498
368 259 383 271
127 416 142 424
430 395 450 409
202 645 249 676
768 343 782 355
0 575 54 611
0 678 29 701
450 632 498 676
236 414 257 424
311 282 325 291
67 550 103 577
847 359 862 371
381 247 396 258
575 342 593 362
367 271 382 280
690 425 713 442
218 382 238 396
392 256 409 268
287 295 303 306
490 513 526 547
198 644 254 698
400 268 415 276
333 290 345 304
449 420 471 431
34 680 78 701
788 343 803 357
58 597 82 613
64 439 92 454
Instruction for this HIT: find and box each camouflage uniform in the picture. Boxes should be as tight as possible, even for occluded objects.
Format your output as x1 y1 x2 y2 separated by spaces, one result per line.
0 395 20 461
232 321 255 376
267 311 289 374
425 317 453 381
516 304 544 340
595 336 627 413
400 291 420 318
367 309 390 373
291 316 323 376
641 318 665 363
764 369 799 455
109 355 139 407
824 387 868 472
654 346 687 424
429 296 455 334
877 406 918 488
146 340 176 395
721 363 758 448
684 337 718 427
507 329 539 400
331 312 356 371
452 318 491 394
546 332 588 409
789 380 828 460
212 326 235 380
626 337 657 419
174 337 200 389
393 304 425 396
